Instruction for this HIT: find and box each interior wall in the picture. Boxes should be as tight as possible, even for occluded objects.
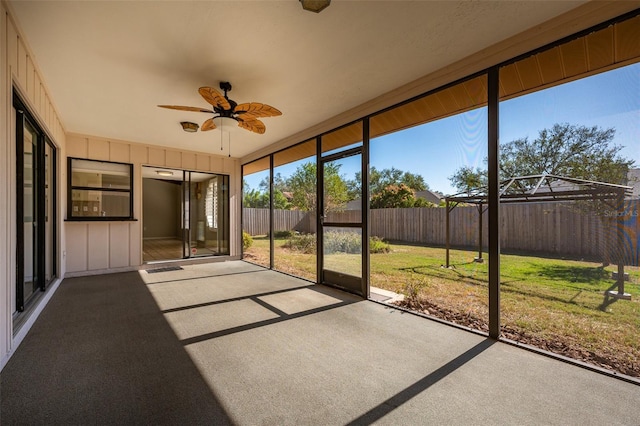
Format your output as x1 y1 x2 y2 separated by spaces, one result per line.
142 178 180 239
1 3 68 371
64 134 241 275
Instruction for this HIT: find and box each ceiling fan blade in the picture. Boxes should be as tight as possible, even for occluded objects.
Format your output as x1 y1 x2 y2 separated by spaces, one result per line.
198 87 232 111
234 102 282 118
237 118 266 134
158 105 213 113
201 118 216 131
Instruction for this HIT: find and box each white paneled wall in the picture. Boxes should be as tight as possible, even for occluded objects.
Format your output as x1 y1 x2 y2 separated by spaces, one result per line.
64 134 241 275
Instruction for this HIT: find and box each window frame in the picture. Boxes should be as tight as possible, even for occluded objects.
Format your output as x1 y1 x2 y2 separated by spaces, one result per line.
67 157 135 221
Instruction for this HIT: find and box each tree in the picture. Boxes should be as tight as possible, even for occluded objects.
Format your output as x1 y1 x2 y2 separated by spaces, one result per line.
286 162 350 212
243 175 290 209
243 188 269 208
448 123 634 193
272 190 291 210
448 166 487 195
370 184 436 209
286 162 316 211
349 167 429 199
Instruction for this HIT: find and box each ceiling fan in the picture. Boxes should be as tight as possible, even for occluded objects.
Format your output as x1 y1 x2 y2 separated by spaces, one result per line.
158 82 282 134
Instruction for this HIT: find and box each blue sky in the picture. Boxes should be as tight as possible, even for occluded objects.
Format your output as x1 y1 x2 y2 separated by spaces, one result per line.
247 62 639 196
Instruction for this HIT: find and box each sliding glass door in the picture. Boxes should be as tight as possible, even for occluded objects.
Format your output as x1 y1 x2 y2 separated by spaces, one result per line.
15 95 56 313
142 167 229 262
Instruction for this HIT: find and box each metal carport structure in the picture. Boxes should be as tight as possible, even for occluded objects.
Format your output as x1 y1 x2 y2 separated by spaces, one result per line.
444 174 633 298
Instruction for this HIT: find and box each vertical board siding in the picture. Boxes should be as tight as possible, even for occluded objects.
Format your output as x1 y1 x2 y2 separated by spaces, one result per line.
244 200 640 264
87 223 110 270
7 17 67 149
108 223 130 268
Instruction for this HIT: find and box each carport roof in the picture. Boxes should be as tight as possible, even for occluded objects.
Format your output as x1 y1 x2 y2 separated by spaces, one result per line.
446 174 633 204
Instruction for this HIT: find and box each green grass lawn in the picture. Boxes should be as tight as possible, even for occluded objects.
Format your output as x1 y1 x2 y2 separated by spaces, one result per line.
245 236 640 376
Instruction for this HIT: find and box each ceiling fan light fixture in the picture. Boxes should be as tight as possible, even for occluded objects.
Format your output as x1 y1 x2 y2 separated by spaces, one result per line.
213 116 238 132
180 121 198 132
300 0 331 13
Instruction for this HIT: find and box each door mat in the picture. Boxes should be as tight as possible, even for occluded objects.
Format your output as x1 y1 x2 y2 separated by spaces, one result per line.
146 266 184 274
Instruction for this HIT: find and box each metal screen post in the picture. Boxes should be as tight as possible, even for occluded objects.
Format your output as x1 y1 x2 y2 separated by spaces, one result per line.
487 67 501 339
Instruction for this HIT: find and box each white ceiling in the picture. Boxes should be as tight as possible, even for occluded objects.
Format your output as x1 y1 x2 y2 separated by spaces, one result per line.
9 0 587 159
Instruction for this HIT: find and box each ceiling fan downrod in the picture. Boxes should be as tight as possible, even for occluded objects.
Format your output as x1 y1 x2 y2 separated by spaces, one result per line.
219 81 232 98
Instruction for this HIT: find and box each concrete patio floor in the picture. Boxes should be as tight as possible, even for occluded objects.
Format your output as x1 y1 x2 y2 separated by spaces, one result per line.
1 260 639 425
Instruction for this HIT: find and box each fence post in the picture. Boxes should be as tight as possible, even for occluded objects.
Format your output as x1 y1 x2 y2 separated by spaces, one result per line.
445 199 450 268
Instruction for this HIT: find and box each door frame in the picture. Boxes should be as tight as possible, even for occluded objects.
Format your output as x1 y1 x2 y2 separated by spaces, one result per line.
317 145 369 297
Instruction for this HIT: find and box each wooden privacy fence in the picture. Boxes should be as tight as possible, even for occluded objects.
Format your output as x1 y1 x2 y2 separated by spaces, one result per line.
243 200 640 264
243 208 314 236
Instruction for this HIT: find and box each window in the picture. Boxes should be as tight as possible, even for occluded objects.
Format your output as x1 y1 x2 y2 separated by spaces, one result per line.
67 158 134 220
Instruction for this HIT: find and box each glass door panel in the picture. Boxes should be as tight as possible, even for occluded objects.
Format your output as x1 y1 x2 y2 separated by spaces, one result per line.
323 226 362 278
182 173 191 258
45 142 54 283
207 175 230 255
189 172 228 257
23 120 39 304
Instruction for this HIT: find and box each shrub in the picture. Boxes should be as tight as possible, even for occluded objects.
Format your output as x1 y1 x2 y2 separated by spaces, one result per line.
403 281 420 302
282 232 390 255
273 230 295 239
402 277 429 309
284 233 316 254
369 236 391 253
242 231 253 250
324 231 361 254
